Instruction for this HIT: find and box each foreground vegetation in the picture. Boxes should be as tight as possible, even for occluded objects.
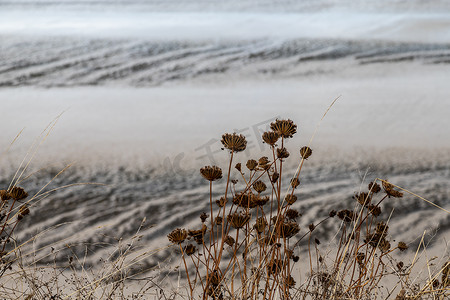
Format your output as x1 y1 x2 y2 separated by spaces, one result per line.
0 118 448 299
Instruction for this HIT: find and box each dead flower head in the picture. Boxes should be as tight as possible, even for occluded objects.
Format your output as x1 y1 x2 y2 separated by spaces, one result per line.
270 119 297 139
262 131 280 146
253 180 267 193
254 195 269 206
221 133 247 152
233 193 258 208
337 209 355 223
398 241 408 252
300 146 312 159
258 156 271 170
167 228 187 244
285 194 297 205
286 275 296 288
200 166 223 181
382 180 404 198
369 181 381 193
271 172 279 183
254 217 267 233
354 192 371 206
276 147 290 159
184 244 197 256
17 205 30 220
216 196 227 207
9 187 28 200
0 190 11 201
281 221 300 239
286 209 300 220
290 178 300 189
224 235 235 247
246 159 258 171
200 212 208 223
227 212 250 229
368 204 382 217
188 225 207 245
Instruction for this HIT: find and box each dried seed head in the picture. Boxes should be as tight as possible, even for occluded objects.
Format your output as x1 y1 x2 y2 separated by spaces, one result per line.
270 119 297 139
254 195 269 206
382 180 404 198
209 270 221 286
354 192 371 206
224 235 235 247
200 212 208 223
285 194 297 205
184 244 196 256
246 159 258 171
378 239 391 252
215 216 223 225
235 163 242 172
167 228 187 244
233 193 258 209
0 190 11 201
286 275 296 288
188 225 207 245
258 156 271 170
290 178 300 189
221 133 247 152
9 187 28 200
276 147 290 159
227 213 250 229
292 255 299 262
267 259 283 275
309 223 315 232
17 205 30 220
281 222 300 239
376 222 389 236
286 209 300 220
271 172 279 183
262 131 280 146
368 204 382 217
254 217 267 233
200 166 223 181
300 146 312 159
231 179 238 184
216 197 227 208
337 209 355 223
329 210 337 217
397 261 404 271
369 182 381 193
398 241 408 252
253 180 267 193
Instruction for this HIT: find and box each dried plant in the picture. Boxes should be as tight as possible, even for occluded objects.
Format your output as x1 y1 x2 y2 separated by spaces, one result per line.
167 119 450 300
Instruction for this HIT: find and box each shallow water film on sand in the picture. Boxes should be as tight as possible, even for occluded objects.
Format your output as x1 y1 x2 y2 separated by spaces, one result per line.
0 0 449 298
